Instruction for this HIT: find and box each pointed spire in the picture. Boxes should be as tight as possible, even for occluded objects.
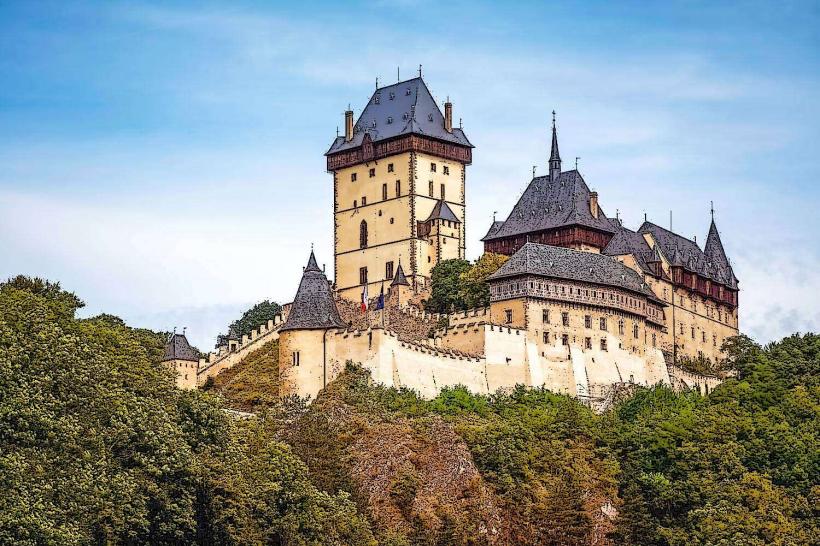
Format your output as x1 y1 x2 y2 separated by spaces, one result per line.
281 248 346 332
549 110 561 181
391 262 409 286
305 249 320 272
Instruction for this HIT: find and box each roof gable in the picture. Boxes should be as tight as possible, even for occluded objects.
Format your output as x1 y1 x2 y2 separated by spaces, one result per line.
426 199 460 223
162 333 199 362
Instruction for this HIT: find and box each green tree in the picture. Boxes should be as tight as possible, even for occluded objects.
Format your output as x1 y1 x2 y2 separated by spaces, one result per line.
459 252 509 309
425 259 471 313
230 300 282 338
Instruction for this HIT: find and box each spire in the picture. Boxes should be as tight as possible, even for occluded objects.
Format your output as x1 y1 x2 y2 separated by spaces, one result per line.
391 262 409 286
305 249 320 272
549 110 561 181
280 249 347 332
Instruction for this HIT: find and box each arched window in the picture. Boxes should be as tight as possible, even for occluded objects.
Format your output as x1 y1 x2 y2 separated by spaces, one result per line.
360 220 368 248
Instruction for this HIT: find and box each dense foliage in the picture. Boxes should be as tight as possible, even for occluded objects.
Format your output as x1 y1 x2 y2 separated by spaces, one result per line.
229 299 282 338
1 275 817 545
425 254 508 313
0 277 371 545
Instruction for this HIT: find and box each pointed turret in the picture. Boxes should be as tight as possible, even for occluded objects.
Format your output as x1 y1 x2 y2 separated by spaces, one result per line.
704 219 738 288
280 250 347 332
391 262 409 286
549 110 561 181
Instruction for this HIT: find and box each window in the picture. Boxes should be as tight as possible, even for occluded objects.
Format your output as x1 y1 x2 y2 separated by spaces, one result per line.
600 338 608 351
713 334 717 347
430 162 437 172
382 184 388 201
390 217 394 224
396 180 401 196
292 351 300 366
618 320 625 335
351 172 357 182
369 168 375 178
600 317 607 331
702 331 706 342
443 165 450 175
585 337 592 349
504 309 513 324
542 309 550 323
362 196 367 206
562 312 570 326
385 261 394 280
562 334 569 346
543 332 548 343
652 333 657 347
428 180 434 197
691 327 695 340
584 315 591 328
680 323 684 335
359 220 368 248
388 163 394 173
359 267 368 285
440 184 446 200
353 200 357 208
633 324 639 339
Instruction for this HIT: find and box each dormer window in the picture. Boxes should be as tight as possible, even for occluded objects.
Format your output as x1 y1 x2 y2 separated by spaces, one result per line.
405 87 411 95
402 112 408 120
371 120 377 128
389 91 395 100
374 95 380 104
427 113 433 121
387 116 393 124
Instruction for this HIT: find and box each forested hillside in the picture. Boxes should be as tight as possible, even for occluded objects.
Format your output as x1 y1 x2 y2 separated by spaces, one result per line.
1 276 817 545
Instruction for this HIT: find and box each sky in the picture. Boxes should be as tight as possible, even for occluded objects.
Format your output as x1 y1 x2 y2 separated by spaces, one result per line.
1 0 818 351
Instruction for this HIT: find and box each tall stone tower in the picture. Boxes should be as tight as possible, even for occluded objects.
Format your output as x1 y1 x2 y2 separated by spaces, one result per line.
325 76 473 302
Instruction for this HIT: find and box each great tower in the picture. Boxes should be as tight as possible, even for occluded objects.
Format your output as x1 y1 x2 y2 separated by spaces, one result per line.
326 76 473 302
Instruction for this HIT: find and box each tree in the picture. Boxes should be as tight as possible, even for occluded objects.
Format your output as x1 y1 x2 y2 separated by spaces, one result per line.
230 300 282 338
459 252 509 309
425 259 471 313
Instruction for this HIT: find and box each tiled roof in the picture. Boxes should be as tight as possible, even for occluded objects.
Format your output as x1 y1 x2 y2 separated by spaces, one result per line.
391 262 409 286
638 221 737 289
484 171 615 241
480 220 505 241
487 242 661 303
326 77 472 155
279 251 347 332
162 333 199 362
425 199 460 223
603 225 658 275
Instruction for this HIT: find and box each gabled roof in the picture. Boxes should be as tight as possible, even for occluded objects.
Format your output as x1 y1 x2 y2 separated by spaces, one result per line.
704 220 738 289
162 333 199 362
326 77 472 155
391 262 409 286
487 242 661 303
279 251 347 332
484 171 615 241
425 199 460 223
481 220 505 241
603 225 658 276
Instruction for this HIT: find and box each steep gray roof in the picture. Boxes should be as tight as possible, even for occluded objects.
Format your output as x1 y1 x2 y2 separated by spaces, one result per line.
704 220 739 289
485 171 615 241
603 225 658 276
487 242 661 303
638 221 737 289
162 333 199 362
425 199 460 223
279 251 347 332
326 77 472 155
391 262 409 286
481 220 505 241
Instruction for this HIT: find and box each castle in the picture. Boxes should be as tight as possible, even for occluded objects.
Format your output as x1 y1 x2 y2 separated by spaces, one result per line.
162 75 739 406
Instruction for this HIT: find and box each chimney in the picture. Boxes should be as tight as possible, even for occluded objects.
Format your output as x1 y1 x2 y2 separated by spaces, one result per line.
589 191 599 219
444 100 453 133
344 109 354 142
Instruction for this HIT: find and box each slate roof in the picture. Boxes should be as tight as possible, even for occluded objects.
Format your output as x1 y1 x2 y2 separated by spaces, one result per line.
391 262 409 286
425 199 460 223
484 171 615 241
481 220 505 241
487 242 662 303
326 77 472 155
162 333 199 362
279 251 348 332
638 221 738 289
603 225 660 276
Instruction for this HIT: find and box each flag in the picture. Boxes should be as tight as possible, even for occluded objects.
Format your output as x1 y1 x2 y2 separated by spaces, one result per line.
375 284 385 310
361 283 369 313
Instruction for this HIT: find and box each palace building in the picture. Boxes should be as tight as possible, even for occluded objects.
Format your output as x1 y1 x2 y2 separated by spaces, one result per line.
171 74 739 407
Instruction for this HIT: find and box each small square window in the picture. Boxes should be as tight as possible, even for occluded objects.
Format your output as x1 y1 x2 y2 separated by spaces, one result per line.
600 338 608 351
390 217 394 224
369 168 375 178
353 200 357 208
443 165 450 175
388 163 394 173
562 312 569 327
584 315 591 328
505 309 512 324
351 173 357 182
562 334 569 346
362 196 367 206
585 337 592 349
430 162 437 172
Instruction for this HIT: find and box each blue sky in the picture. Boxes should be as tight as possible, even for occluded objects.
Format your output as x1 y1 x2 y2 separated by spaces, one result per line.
1 0 818 351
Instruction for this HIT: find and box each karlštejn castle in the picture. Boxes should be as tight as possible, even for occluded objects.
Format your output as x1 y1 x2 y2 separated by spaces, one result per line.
161 74 739 408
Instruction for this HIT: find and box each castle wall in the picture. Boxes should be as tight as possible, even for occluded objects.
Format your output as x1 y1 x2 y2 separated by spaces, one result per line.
196 317 283 385
164 359 199 390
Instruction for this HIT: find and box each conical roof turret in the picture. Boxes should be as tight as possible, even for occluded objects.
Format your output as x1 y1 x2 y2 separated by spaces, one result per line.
391 262 410 286
280 250 347 332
